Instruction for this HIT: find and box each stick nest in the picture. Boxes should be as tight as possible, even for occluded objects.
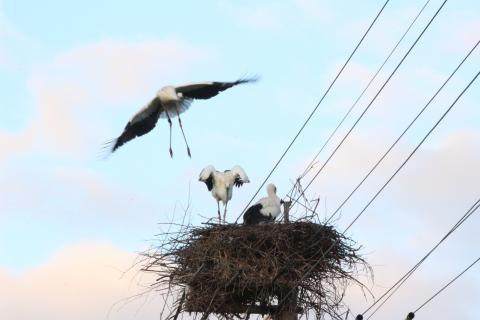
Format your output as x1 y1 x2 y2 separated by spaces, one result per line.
143 222 369 319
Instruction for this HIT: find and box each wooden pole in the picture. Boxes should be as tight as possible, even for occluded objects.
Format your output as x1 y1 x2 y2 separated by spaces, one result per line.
273 288 297 320
283 201 292 223
272 201 296 320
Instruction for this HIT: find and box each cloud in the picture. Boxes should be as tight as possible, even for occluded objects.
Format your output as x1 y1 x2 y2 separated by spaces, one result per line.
223 0 333 31
0 242 164 320
301 128 480 221
39 38 211 103
0 165 163 227
0 38 212 161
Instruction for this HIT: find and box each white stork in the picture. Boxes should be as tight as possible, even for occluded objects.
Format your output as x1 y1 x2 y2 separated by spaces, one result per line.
199 165 250 223
106 77 258 157
243 183 283 225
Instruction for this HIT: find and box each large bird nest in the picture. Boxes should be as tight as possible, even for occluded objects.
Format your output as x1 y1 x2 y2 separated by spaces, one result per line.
143 220 369 320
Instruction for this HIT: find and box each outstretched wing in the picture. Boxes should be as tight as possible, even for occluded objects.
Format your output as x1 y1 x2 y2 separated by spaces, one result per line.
199 165 216 191
231 165 250 188
175 76 259 100
108 97 163 153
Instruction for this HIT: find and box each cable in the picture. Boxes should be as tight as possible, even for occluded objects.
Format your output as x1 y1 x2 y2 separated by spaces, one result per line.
362 197 480 319
276 64 478 311
325 39 479 225
284 0 433 204
233 0 391 223
293 69 480 284
289 0 449 212
344 69 479 234
413 256 480 313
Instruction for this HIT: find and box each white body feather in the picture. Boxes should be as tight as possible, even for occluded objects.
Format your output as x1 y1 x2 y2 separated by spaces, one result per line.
199 165 250 205
157 86 192 119
257 184 282 219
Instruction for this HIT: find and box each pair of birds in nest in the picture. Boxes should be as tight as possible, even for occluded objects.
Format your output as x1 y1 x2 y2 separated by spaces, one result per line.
198 165 283 224
106 77 282 224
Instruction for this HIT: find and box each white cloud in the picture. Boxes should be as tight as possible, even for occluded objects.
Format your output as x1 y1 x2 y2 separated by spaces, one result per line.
0 242 163 320
301 128 480 222
0 165 163 228
0 38 212 161
41 38 211 103
291 129 480 318
223 0 333 31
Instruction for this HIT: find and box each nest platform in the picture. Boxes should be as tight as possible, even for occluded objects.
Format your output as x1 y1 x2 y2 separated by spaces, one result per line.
144 222 368 319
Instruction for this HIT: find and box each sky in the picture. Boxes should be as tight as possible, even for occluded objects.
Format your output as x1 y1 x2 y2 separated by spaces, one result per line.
0 0 479 319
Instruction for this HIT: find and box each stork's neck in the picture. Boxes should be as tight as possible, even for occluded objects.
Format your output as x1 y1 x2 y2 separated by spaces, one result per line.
267 190 277 198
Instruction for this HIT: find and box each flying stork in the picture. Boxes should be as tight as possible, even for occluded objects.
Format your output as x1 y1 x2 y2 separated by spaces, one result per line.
199 165 250 223
243 183 283 225
106 77 258 157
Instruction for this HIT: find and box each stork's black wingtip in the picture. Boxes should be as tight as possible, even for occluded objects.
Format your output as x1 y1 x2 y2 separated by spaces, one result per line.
97 139 117 160
237 74 260 84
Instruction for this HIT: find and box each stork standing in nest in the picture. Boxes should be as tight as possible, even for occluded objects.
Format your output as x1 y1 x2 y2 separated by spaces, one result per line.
106 77 258 157
199 165 250 223
243 183 283 225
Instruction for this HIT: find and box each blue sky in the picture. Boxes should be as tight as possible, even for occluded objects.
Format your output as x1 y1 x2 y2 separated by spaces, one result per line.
1 0 479 319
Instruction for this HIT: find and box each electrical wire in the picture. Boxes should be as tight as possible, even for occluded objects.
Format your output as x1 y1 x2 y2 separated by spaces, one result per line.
324 39 479 225
288 0 449 213
363 197 480 319
413 256 480 314
276 63 478 311
283 0 433 206
233 0 392 223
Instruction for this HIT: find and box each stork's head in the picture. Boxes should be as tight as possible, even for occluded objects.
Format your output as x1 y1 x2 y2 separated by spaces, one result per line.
266 183 277 197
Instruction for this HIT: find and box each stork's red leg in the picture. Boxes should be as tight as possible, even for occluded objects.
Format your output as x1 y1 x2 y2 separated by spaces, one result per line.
175 108 191 158
164 110 173 157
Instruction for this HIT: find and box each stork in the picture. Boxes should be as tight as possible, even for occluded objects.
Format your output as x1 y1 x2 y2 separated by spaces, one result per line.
199 165 250 223
243 183 283 225
106 77 258 157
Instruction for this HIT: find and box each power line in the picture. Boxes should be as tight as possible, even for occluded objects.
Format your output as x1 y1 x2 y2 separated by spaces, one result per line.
276 63 478 311
293 69 480 291
413 256 480 314
360 197 480 319
343 68 479 234
325 40 479 225
233 0 391 223
289 0 449 212
284 0 433 204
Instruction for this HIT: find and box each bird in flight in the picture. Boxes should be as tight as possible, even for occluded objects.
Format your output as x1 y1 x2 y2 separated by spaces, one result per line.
199 165 250 223
243 183 282 225
105 77 258 158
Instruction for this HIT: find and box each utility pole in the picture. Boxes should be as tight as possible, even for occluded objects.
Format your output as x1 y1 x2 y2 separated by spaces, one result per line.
273 200 296 320
283 201 292 223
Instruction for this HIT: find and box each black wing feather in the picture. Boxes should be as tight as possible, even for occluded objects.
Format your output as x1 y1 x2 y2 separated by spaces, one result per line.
202 175 214 191
243 204 272 225
178 77 258 100
234 176 244 188
111 100 162 152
